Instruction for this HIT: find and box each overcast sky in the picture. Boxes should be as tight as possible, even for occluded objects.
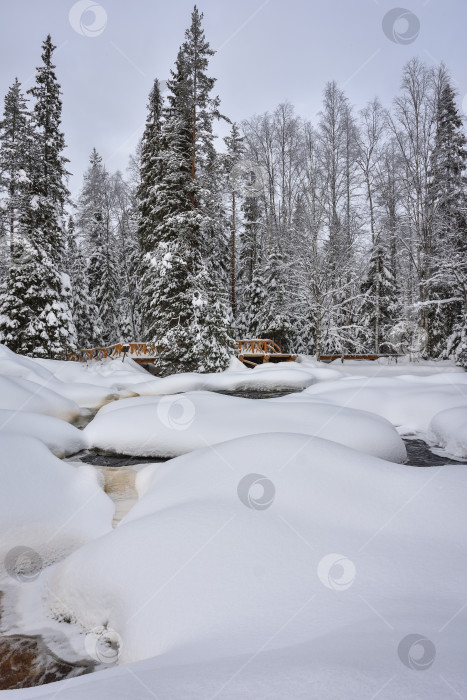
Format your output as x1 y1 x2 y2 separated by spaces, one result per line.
1 0 466 196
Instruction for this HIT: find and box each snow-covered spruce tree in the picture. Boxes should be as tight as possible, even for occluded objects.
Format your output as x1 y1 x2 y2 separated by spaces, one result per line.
236 194 264 338
138 79 165 338
141 7 234 373
0 38 76 357
222 123 244 319
251 243 293 350
113 171 142 341
77 149 119 345
64 216 102 347
360 239 401 353
427 77 467 359
0 79 34 248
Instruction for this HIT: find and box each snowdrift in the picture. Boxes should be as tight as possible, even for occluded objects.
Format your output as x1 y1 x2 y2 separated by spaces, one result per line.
83 390 407 462
0 409 87 457
303 375 467 433
428 406 467 459
125 363 342 396
33 433 467 699
0 435 113 583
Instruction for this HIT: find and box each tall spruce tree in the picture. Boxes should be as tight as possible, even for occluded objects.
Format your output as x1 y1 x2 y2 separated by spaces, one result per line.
0 37 76 357
77 149 119 344
0 79 34 249
427 79 467 359
64 216 101 347
138 79 164 337
140 7 233 373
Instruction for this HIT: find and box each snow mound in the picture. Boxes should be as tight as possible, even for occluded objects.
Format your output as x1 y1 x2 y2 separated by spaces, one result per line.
298 354 464 375
0 345 128 409
0 409 87 457
43 433 467 674
33 355 149 389
428 406 467 459
0 434 113 583
303 375 467 433
84 390 406 462
127 364 342 396
0 375 81 421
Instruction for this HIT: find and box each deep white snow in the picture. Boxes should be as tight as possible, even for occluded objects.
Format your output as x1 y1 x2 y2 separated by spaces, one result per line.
83 390 407 462
0 345 466 700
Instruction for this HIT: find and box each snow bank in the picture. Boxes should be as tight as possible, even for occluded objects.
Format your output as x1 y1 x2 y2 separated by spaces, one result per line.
0 345 128 410
126 363 343 396
84 390 406 462
0 375 81 421
0 435 113 583
428 406 467 459
41 433 467 686
33 355 150 389
0 409 87 457
303 375 467 433
298 354 464 377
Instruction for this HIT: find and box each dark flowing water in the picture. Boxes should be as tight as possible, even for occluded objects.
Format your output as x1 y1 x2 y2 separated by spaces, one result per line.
403 438 461 467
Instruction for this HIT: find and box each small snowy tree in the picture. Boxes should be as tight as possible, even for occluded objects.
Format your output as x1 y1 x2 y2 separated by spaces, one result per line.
360 240 401 352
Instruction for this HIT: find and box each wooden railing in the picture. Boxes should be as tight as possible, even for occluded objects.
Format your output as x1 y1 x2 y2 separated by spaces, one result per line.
67 342 159 362
237 339 283 356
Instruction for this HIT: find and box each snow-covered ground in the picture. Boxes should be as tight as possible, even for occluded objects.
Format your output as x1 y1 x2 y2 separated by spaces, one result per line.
0 345 466 699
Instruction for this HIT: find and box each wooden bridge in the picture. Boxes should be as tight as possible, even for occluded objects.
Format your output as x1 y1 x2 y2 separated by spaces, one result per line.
237 339 296 367
67 342 399 368
67 339 297 367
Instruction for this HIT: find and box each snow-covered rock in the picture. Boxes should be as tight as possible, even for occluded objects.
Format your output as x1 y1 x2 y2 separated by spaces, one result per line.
37 433 467 692
0 345 129 410
0 409 87 457
427 406 467 459
0 435 113 583
303 375 467 433
83 390 407 462
0 375 81 421
126 363 343 396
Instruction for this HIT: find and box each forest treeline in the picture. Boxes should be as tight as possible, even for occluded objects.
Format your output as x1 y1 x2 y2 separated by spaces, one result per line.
0 7 466 373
